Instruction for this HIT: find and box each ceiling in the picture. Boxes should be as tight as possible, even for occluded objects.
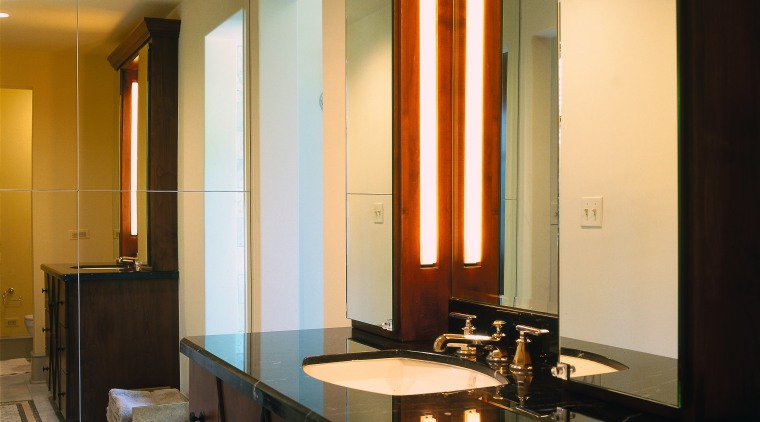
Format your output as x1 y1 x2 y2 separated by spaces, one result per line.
0 0 183 55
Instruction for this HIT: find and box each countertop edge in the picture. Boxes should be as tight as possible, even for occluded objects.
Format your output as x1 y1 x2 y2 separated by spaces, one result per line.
180 337 329 422
41 263 179 281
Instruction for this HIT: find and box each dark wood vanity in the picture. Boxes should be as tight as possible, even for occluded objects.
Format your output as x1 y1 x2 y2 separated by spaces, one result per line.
43 264 179 422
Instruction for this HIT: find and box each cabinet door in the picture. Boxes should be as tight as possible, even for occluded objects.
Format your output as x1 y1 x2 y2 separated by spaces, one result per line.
189 360 285 422
43 275 53 389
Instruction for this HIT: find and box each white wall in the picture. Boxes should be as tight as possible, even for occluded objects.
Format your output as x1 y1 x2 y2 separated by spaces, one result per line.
559 0 678 358
257 0 302 331
204 10 248 335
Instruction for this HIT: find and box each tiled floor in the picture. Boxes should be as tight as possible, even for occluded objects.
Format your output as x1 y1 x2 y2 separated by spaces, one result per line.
0 373 62 421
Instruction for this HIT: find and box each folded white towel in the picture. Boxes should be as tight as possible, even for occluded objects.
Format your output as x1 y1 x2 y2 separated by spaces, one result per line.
150 388 187 404
108 388 188 422
109 389 155 422
106 406 116 422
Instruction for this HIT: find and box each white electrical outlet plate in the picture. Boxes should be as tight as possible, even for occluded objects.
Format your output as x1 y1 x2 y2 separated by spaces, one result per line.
69 229 90 240
581 196 603 228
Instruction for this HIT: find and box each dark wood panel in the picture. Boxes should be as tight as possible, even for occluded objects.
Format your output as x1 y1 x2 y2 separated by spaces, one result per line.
189 360 221 421
189 360 285 422
678 0 760 419
396 0 454 342
78 277 179 421
146 22 179 272
44 272 179 422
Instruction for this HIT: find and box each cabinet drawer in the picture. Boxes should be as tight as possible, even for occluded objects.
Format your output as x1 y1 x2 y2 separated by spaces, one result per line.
57 301 67 328
57 324 67 373
57 367 68 418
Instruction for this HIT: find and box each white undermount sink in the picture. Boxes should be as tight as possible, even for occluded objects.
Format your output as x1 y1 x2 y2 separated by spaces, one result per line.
303 350 505 396
559 349 628 377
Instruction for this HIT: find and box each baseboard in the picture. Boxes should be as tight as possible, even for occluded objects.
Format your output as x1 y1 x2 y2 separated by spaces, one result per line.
0 336 32 360
30 351 47 384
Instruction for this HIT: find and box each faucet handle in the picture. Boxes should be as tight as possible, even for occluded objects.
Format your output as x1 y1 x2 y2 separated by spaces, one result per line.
515 325 549 338
492 320 507 335
450 312 477 335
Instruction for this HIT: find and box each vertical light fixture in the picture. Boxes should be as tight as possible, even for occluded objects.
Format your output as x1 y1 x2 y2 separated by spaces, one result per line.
463 0 484 264
419 0 438 266
130 81 139 236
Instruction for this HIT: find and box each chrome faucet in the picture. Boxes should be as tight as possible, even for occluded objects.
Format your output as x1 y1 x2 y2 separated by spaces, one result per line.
117 256 138 267
433 313 509 363
117 256 151 271
509 325 550 373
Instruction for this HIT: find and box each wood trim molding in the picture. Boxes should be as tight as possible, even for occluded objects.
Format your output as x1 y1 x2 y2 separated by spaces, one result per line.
108 18 182 71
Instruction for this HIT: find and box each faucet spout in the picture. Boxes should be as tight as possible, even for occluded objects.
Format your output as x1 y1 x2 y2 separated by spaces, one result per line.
433 333 499 353
116 256 151 272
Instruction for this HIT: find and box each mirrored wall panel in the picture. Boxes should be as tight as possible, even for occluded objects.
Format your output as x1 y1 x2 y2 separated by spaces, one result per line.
558 0 679 406
345 0 394 329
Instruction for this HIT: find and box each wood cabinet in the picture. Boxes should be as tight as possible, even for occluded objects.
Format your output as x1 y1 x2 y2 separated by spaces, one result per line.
43 265 179 421
188 360 285 422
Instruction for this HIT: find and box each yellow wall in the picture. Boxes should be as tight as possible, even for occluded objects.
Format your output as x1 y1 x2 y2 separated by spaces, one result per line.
0 88 33 336
1 45 119 351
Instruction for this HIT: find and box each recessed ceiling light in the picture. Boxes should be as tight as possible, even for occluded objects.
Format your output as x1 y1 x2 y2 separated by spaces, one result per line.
0 12 10 18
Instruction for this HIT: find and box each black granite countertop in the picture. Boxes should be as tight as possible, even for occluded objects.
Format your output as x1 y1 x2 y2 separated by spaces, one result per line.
41 263 179 281
561 337 678 407
181 328 674 421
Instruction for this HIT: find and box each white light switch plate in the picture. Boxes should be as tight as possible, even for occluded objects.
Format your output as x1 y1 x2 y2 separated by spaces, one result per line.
581 196 603 228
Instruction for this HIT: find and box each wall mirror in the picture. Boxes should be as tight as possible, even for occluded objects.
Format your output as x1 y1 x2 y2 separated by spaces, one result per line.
558 0 678 407
345 0 394 329
1 0 218 414
343 0 679 409
454 0 679 409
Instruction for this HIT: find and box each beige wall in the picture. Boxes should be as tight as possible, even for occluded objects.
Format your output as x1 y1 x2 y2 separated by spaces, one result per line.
322 0 349 329
559 0 678 358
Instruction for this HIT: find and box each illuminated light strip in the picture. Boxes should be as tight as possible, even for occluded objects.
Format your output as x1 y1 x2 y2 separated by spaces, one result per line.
130 82 139 236
419 0 438 266
463 0 484 265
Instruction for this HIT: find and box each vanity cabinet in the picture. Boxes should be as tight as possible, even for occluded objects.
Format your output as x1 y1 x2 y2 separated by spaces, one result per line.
42 264 179 422
188 360 285 422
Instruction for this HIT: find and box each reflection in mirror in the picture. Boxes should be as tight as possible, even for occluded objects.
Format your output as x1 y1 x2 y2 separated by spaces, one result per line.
79 191 126 261
345 0 393 329
1 0 79 382
174 0 249 334
0 89 34 342
203 10 248 335
500 0 559 314
559 0 678 406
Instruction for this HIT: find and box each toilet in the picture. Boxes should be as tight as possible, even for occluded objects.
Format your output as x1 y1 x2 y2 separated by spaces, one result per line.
24 314 33 336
